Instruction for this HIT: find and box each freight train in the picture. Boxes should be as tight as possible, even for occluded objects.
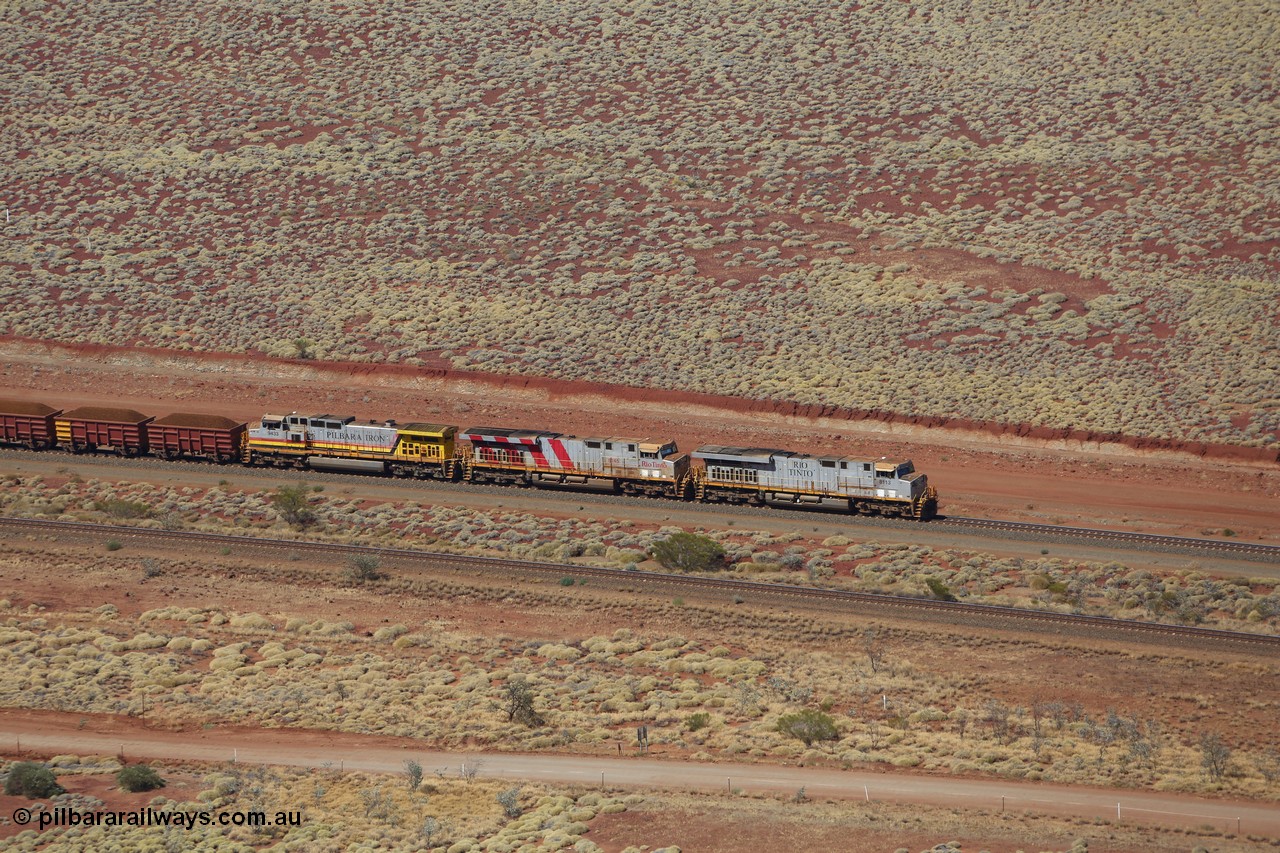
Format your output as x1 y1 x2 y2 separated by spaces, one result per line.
0 399 938 520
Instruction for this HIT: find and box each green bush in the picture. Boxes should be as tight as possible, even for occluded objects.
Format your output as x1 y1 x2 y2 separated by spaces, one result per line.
4 762 64 798
925 577 957 601
686 712 711 732
117 764 165 793
776 709 839 746
105 539 123 551
346 553 383 583
651 532 726 572
271 484 315 528
100 498 151 519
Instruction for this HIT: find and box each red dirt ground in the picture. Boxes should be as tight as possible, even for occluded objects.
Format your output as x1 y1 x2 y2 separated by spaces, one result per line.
0 339 1276 541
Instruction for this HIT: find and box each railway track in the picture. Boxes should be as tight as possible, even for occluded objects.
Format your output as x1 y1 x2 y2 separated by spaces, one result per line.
1 446 1275 564
939 516 1280 560
3 516 1277 652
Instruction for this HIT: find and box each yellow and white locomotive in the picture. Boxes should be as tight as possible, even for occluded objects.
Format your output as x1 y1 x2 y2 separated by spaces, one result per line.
245 412 458 479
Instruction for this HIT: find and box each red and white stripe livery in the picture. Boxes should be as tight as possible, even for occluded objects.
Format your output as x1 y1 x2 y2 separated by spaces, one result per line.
460 426 690 495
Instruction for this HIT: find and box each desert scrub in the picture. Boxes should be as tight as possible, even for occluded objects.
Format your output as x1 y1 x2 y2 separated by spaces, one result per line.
0 583 1277 798
7 474 1278 634
2 0 1278 449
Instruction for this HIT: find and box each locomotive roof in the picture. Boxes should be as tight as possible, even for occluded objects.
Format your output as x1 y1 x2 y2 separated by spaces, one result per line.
0 399 59 416
694 445 914 467
399 423 456 435
693 445 794 460
459 426 559 438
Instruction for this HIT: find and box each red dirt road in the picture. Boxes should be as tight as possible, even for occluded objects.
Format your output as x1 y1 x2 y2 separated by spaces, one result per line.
2 711 1275 839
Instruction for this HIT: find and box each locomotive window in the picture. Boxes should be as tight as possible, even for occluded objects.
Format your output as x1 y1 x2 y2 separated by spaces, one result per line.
839 462 847 469
820 460 835 468
628 444 636 452
605 442 613 449
863 463 872 472
586 441 601 449
641 451 657 459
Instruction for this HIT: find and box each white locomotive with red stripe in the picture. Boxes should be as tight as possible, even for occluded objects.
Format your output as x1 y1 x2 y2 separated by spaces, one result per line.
459 427 689 497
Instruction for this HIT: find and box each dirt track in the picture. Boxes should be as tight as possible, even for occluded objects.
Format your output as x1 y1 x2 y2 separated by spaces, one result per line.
2 710 1276 838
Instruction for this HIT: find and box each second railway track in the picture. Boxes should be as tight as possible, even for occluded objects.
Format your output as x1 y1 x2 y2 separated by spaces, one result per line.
940 516 1280 560
2 516 1276 654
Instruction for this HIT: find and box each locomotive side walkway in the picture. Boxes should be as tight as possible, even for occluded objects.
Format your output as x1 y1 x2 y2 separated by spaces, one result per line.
2 710 1276 839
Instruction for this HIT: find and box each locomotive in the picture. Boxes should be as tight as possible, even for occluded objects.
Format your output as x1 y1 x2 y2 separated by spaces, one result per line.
0 398 938 520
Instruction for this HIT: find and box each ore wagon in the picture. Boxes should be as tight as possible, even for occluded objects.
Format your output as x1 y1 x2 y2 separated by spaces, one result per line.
0 399 62 450
55 407 153 456
147 413 247 463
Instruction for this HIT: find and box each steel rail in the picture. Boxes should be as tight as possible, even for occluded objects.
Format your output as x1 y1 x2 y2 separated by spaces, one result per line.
940 516 1280 558
3 516 1276 650
1 446 1275 563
